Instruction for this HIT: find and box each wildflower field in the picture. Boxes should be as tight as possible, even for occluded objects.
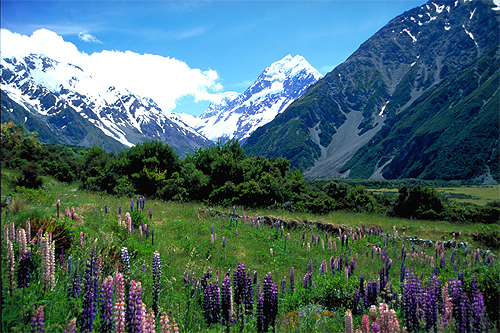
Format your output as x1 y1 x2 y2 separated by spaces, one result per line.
1 172 499 332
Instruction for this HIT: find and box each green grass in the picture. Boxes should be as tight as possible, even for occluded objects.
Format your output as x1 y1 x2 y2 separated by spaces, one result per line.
370 184 500 206
2 172 499 332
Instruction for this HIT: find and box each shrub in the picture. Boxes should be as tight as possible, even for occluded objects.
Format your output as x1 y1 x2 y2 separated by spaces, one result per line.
16 162 43 189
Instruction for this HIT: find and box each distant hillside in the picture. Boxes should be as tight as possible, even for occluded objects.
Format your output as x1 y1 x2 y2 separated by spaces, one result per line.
243 0 499 183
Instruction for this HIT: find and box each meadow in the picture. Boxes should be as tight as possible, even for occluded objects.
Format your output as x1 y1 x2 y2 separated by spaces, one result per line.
369 185 500 206
1 169 499 333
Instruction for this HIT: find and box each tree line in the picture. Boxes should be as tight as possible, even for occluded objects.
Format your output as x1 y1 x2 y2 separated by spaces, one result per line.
1 121 498 223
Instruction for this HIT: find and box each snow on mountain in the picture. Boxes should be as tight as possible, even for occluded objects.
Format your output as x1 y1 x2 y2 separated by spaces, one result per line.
195 54 323 143
1 53 211 154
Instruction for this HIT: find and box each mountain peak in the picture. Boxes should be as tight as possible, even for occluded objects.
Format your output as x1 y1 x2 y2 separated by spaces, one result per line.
263 54 322 81
195 55 322 143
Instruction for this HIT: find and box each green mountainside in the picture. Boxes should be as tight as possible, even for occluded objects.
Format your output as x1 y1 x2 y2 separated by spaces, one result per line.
243 0 500 183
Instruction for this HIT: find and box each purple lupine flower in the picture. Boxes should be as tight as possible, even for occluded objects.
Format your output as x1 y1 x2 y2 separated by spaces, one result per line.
68 269 81 299
99 276 114 332
119 205 122 215
253 270 258 285
152 252 161 316
57 199 61 218
233 263 247 321
366 280 378 307
130 198 134 212
31 305 45 333
222 236 226 248
400 261 406 283
17 251 31 288
379 265 386 291
440 252 446 269
244 273 253 316
308 260 313 274
105 204 108 214
423 275 440 332
77 247 99 332
220 273 232 328
471 275 488 332
262 273 279 332
148 208 152 220
449 278 471 333
256 295 265 332
126 280 143 333
450 248 456 264
203 281 221 325
281 277 286 296
359 275 366 308
290 267 295 293
403 270 421 332
120 247 130 274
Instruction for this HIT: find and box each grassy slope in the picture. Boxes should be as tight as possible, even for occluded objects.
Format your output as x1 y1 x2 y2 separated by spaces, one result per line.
1 171 498 332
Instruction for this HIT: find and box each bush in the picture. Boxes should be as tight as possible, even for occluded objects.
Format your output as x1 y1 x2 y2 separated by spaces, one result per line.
15 162 43 189
388 186 445 220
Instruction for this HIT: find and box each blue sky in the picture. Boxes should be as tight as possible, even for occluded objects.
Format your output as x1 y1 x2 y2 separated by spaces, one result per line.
1 0 426 116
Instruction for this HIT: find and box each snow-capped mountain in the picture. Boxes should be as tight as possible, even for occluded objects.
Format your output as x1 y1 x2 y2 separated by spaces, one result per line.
1 53 211 154
194 55 323 143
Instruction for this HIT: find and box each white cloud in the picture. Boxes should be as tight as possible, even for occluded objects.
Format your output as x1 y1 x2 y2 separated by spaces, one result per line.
0 28 223 113
78 31 102 44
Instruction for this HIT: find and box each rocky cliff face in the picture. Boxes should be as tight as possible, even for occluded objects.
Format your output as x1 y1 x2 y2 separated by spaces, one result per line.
243 0 499 182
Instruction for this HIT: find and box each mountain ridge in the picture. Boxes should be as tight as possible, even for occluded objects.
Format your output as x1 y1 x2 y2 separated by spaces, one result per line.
243 0 500 183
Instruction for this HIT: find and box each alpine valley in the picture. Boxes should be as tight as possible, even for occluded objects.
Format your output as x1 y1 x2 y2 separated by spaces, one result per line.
243 0 500 183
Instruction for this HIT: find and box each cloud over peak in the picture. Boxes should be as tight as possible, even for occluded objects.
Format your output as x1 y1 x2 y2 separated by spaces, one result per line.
1 28 223 113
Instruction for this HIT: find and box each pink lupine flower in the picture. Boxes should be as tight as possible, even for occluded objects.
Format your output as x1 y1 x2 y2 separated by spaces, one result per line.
345 309 353 333
63 317 76 333
211 234 214 244
71 207 75 220
65 207 70 217
57 199 61 218
26 219 31 244
362 314 370 333
4 224 9 246
139 226 143 241
243 211 246 223
270 248 273 256
10 221 15 242
118 215 121 226
18 228 27 256
114 272 126 332
6 240 15 294
79 232 83 247
143 308 156 333
334 241 337 251
307 243 310 252
41 235 55 290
